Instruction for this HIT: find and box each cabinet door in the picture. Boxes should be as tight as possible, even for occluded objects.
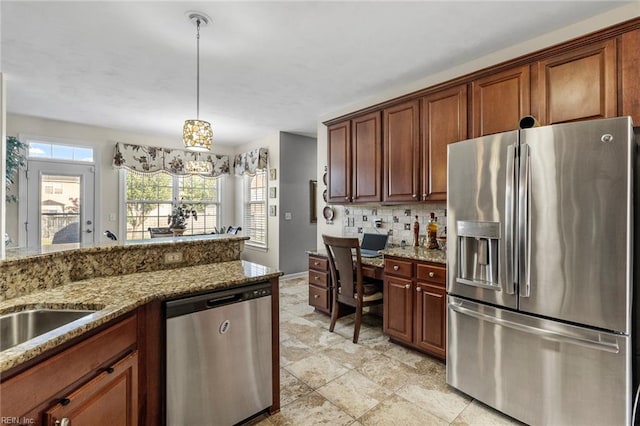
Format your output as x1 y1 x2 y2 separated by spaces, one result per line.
383 100 420 202
327 120 352 203
533 39 616 125
352 111 382 202
620 28 640 125
383 276 413 343
472 65 530 137
44 351 138 426
421 85 468 201
414 283 446 358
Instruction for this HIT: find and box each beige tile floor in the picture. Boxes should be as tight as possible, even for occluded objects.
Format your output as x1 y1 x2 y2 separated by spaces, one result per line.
250 276 524 426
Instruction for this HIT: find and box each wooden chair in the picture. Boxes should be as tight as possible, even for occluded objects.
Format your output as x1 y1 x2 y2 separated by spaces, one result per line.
322 235 383 343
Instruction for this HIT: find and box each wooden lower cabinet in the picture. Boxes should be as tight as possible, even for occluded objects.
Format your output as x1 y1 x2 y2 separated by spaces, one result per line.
44 351 138 426
308 254 331 314
0 314 139 426
383 256 446 360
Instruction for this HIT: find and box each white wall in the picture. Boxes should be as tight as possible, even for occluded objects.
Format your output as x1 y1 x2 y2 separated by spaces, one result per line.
1 75 6 259
233 133 280 270
5 113 236 245
315 3 640 249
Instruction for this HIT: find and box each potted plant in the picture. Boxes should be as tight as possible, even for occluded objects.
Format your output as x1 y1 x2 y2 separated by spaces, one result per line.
6 136 26 203
168 199 197 231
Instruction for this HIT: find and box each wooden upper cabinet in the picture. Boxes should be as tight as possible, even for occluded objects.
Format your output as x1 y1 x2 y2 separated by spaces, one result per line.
383 100 420 202
352 111 382 203
620 28 640 125
420 85 468 201
327 120 351 203
472 65 530 137
532 39 617 125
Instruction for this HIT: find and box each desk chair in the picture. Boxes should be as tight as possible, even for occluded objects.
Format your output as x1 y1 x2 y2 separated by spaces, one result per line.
322 235 383 343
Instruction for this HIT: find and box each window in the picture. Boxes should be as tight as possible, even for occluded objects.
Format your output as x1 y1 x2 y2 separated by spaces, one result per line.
244 170 267 247
124 171 220 241
28 141 94 162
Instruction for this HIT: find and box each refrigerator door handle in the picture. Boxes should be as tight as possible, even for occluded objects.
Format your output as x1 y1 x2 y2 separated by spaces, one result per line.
504 144 516 295
449 301 620 353
518 143 531 298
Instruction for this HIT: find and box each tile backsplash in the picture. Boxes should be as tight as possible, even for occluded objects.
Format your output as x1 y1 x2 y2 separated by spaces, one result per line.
342 203 447 246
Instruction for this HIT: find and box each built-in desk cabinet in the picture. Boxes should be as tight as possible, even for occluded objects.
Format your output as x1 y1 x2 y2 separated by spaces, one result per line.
383 257 446 359
308 254 331 314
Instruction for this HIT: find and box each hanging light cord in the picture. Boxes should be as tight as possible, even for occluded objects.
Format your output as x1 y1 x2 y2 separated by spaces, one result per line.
196 18 201 120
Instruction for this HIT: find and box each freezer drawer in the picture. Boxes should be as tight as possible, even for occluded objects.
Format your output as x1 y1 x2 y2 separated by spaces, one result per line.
447 296 631 426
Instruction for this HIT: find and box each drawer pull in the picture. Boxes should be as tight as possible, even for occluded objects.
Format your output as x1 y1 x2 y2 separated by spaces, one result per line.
315 276 320 280
417 287 422 292
429 271 435 278
405 284 410 289
313 294 319 299
393 265 399 271
314 262 320 266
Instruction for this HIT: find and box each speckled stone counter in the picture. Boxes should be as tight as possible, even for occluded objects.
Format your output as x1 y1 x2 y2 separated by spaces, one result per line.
1 235 248 301
308 246 446 266
380 246 446 264
0 260 281 373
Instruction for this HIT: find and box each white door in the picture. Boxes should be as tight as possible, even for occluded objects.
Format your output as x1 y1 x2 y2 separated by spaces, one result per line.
25 161 95 250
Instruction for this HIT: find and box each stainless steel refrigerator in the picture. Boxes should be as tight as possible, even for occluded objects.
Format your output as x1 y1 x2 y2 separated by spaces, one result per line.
446 116 636 425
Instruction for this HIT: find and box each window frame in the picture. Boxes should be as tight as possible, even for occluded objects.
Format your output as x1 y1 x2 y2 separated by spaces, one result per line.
120 170 221 241
243 169 268 249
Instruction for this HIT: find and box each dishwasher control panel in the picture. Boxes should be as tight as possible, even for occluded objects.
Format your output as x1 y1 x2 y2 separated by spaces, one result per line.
243 287 271 300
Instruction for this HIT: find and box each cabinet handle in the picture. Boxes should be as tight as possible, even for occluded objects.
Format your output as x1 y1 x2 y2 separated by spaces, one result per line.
405 284 410 289
429 271 435 278
393 265 399 271
417 287 422 292
55 419 70 426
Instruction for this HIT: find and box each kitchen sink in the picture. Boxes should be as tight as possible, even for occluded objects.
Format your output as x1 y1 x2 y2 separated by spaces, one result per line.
0 309 96 351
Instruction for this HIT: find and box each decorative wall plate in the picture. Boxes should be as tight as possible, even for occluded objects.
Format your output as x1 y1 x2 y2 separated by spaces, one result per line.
323 206 334 223
322 189 328 202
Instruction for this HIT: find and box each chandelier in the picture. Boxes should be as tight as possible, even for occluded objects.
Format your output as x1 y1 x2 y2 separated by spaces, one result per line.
183 12 213 152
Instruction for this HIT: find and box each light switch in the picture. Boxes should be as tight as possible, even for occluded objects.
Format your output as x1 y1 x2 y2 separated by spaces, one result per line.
284 212 292 220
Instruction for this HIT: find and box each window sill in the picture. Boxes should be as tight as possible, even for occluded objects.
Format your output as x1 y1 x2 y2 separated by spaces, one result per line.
245 242 268 252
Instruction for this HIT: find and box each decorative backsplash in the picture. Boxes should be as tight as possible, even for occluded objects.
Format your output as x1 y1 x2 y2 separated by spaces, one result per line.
341 203 447 246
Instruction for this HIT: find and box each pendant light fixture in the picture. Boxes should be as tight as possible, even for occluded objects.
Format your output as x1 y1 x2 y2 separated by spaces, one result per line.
183 12 213 151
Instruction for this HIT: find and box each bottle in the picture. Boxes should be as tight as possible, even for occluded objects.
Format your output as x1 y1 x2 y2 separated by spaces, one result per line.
413 215 420 247
427 212 438 249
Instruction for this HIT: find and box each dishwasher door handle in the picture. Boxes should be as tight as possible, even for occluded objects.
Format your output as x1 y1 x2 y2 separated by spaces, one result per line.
206 294 242 308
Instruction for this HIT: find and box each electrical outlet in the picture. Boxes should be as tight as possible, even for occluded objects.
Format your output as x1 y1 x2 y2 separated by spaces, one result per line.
164 251 183 264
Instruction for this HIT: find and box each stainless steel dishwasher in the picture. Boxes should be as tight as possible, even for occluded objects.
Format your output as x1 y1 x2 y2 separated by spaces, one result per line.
164 281 272 426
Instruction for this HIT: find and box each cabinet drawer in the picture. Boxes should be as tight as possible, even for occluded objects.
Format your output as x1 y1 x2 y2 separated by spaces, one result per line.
308 271 329 288
309 256 328 271
417 263 446 286
384 258 413 278
309 285 329 311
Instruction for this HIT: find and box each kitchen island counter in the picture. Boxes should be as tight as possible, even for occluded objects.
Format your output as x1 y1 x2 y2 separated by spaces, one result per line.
0 259 281 373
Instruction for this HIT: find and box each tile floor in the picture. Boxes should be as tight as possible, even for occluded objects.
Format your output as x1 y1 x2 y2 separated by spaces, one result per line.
250 276 523 426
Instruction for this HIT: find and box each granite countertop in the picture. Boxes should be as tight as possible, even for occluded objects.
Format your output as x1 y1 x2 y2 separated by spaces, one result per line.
0 260 281 373
308 246 446 266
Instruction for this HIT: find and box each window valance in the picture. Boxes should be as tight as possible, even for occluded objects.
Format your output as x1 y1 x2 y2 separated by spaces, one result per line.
233 147 268 176
112 142 230 176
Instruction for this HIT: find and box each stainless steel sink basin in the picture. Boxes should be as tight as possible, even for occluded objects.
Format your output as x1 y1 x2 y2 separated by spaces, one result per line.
0 309 96 351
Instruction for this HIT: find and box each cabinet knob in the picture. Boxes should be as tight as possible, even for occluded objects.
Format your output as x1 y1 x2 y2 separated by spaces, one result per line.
315 276 320 280
422 194 427 199
429 271 435 278
55 419 70 426
313 294 319 299
412 194 417 198
60 398 71 406
345 197 349 201
314 262 320 266
417 287 422 292
393 265 399 271
405 284 410 289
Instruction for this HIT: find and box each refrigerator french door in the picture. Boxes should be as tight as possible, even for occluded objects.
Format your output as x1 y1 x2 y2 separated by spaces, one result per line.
446 117 635 426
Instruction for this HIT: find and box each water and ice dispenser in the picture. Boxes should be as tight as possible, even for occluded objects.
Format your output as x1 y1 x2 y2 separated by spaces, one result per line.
456 221 500 289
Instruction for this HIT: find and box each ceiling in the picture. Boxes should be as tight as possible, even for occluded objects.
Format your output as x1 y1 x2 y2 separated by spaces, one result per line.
0 1 632 146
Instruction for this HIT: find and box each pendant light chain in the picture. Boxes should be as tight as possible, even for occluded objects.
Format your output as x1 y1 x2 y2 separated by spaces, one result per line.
196 18 201 120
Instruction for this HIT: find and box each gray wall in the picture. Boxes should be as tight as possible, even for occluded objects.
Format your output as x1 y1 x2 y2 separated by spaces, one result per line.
279 132 317 274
